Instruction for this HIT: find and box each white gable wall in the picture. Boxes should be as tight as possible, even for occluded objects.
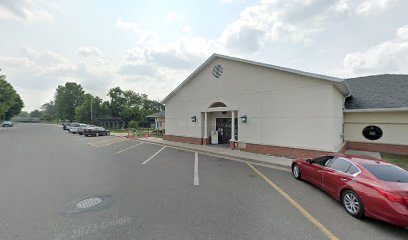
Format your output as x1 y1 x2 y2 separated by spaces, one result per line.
165 58 345 152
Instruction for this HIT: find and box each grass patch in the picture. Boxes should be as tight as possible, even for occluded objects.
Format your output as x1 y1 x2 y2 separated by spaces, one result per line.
380 153 408 169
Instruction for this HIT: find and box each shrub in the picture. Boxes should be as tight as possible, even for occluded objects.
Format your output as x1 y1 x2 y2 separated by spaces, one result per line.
128 120 138 129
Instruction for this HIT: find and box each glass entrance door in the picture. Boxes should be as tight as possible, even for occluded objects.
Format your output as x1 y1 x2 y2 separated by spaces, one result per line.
216 118 238 144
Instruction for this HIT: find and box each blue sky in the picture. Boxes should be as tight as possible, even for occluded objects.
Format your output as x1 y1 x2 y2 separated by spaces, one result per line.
1 0 408 111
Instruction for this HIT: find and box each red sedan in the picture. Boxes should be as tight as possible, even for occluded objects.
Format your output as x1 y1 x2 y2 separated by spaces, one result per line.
291 155 408 227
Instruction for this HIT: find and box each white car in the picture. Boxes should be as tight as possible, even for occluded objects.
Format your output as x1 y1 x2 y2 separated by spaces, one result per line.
68 123 87 134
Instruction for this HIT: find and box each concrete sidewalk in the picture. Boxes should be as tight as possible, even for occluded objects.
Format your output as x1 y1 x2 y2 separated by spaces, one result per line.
112 133 293 169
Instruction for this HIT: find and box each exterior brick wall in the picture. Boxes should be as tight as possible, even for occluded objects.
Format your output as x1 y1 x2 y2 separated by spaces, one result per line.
163 135 408 158
239 143 332 159
163 135 203 145
229 140 236 149
203 138 210 145
346 141 408 155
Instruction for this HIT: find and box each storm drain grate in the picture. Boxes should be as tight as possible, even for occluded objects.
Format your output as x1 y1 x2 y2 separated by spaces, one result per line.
76 197 102 209
61 195 113 215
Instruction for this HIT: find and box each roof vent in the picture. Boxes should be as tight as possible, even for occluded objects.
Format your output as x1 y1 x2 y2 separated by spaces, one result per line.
212 65 223 78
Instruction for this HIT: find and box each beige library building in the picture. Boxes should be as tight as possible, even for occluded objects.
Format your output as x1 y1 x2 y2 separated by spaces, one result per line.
161 54 408 158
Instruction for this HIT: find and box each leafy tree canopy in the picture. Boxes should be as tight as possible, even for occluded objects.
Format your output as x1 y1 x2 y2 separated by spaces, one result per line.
0 74 24 120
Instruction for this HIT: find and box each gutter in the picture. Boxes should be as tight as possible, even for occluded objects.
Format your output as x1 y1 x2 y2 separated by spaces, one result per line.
344 107 408 113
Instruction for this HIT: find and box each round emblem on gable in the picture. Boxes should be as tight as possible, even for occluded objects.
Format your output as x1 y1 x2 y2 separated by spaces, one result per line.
362 125 383 141
212 65 223 78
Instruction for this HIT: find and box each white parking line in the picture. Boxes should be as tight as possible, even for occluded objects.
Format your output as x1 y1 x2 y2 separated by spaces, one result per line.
78 136 113 141
88 138 126 147
98 138 127 147
110 137 289 172
114 142 143 154
88 137 120 144
194 152 199 186
141 146 167 165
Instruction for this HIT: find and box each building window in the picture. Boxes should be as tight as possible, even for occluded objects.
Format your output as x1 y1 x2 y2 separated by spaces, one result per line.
362 125 383 141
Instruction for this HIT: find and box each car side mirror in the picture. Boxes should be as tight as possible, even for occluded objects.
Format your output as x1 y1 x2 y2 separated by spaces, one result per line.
306 159 313 164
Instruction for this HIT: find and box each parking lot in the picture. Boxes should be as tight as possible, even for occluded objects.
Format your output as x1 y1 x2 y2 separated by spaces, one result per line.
0 124 406 240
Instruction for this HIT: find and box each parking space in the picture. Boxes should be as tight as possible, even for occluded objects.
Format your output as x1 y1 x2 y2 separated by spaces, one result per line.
0 124 406 239
258 165 408 240
70 133 406 239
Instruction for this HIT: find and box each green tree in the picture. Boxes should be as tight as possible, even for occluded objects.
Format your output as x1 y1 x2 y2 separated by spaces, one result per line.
106 87 164 124
30 109 43 118
74 94 104 123
107 87 126 118
54 82 85 121
40 101 57 121
0 74 24 120
5 93 24 120
18 111 29 118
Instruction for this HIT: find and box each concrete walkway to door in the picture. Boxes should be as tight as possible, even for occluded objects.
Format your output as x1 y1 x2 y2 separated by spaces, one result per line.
111 133 293 169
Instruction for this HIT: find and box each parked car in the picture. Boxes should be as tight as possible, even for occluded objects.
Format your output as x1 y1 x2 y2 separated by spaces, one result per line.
62 122 71 130
78 125 96 135
83 127 110 137
2 121 13 127
67 123 84 133
291 155 408 227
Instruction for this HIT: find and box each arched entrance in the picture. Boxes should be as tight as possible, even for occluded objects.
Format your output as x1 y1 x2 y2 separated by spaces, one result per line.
208 102 227 108
203 102 238 145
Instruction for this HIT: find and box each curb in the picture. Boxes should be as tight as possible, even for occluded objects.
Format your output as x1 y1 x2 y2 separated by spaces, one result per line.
114 134 291 170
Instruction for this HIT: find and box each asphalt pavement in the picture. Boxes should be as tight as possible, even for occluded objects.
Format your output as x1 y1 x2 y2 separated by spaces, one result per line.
0 123 406 240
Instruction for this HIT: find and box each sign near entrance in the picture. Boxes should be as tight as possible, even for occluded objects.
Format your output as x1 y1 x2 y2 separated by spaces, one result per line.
212 65 223 78
211 130 218 144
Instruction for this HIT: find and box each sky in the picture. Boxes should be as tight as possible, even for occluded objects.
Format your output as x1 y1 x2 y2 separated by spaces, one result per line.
0 0 408 111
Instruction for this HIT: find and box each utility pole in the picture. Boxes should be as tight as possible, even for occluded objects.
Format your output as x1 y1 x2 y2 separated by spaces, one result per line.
0 68 3 122
90 98 93 123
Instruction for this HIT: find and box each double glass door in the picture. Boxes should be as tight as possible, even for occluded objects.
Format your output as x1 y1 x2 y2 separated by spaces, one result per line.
216 118 238 144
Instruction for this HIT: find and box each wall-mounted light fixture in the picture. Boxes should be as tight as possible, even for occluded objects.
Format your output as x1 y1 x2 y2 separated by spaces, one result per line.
240 115 247 124
191 116 197 122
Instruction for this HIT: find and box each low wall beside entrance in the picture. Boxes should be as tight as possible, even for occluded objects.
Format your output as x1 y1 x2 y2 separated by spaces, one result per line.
163 135 204 145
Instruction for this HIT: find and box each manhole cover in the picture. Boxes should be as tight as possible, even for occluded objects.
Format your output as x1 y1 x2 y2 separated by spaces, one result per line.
61 195 113 215
76 197 102 209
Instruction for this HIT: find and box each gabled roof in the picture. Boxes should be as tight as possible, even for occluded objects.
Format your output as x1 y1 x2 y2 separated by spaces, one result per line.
146 111 165 118
345 74 408 110
161 53 351 103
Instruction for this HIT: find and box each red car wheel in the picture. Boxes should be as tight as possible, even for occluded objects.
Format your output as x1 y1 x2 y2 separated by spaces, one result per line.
292 164 301 180
342 190 365 218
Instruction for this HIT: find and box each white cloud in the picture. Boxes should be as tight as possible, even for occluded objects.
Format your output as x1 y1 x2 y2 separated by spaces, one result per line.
220 0 351 54
220 0 245 4
116 17 160 45
164 12 183 23
342 25 408 76
355 0 397 15
182 25 191 35
0 46 115 110
0 0 52 22
121 36 223 71
118 63 157 78
77 47 104 58
116 17 141 33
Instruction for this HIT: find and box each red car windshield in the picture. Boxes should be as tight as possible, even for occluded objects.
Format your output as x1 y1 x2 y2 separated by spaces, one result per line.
364 165 408 183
